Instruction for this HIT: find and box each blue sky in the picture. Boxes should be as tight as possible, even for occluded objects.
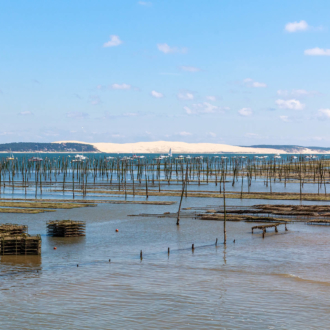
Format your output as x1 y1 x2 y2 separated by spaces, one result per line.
1 0 330 146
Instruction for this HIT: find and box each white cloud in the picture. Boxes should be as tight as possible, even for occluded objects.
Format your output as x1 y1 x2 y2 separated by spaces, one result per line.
304 48 330 56
184 102 222 115
285 20 309 32
180 66 201 72
66 111 89 119
243 78 267 88
276 99 305 110
111 83 132 90
138 1 152 6
206 96 216 101
203 102 218 113
151 90 164 98
112 134 125 138
103 35 123 48
184 106 193 115
252 82 267 88
238 108 252 116
277 89 319 98
279 115 290 122
277 90 289 96
18 111 33 116
318 109 330 119
157 43 187 54
177 92 194 100
179 131 192 136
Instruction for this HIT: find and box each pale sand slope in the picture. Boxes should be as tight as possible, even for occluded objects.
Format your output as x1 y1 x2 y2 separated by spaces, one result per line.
54 140 288 154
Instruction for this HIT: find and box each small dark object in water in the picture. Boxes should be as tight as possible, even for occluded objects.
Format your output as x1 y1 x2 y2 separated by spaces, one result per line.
233 239 235 243
77 264 79 267
109 259 111 262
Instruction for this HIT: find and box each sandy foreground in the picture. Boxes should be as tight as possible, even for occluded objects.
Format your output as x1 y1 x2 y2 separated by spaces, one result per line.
54 140 290 154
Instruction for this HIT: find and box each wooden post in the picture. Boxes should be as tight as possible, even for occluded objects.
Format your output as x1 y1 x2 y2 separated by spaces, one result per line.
168 247 170 255
275 226 278 233
215 238 218 246
262 229 265 238
176 164 189 225
223 170 227 245
285 224 288 231
192 244 194 251
140 250 143 260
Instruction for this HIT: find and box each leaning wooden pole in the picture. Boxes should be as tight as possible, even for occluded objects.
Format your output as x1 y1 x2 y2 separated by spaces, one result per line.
176 163 189 226
223 169 227 245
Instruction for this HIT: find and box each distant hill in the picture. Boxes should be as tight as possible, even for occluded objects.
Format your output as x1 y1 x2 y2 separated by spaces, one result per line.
245 145 330 153
0 142 98 152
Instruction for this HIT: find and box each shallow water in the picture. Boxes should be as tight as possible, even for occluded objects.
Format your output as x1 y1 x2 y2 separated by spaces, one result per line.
1 189 330 329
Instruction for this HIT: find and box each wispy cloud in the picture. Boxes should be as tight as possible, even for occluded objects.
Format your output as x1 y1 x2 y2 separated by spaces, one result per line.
285 20 309 32
157 43 187 54
18 111 34 116
180 66 201 72
206 96 216 101
110 83 132 90
243 78 267 88
178 131 192 136
304 47 330 56
207 132 216 137
279 115 291 122
103 35 123 48
276 99 305 110
277 89 319 98
318 109 330 119
89 95 101 105
177 91 195 100
66 111 89 119
151 90 164 98
102 111 147 120
184 103 226 115
238 108 252 116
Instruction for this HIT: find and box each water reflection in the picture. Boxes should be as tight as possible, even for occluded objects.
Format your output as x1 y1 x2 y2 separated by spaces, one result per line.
0 255 42 279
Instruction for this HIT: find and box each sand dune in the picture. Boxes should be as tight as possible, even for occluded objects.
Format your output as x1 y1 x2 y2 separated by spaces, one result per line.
54 140 288 154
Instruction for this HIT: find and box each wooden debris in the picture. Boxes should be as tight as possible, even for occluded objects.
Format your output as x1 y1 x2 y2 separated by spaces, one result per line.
252 223 288 238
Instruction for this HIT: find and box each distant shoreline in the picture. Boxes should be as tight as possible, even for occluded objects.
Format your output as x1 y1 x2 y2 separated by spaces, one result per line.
0 140 329 154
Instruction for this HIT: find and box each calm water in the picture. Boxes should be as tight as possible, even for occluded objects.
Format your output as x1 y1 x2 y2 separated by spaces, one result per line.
1 195 330 329
1 153 330 329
